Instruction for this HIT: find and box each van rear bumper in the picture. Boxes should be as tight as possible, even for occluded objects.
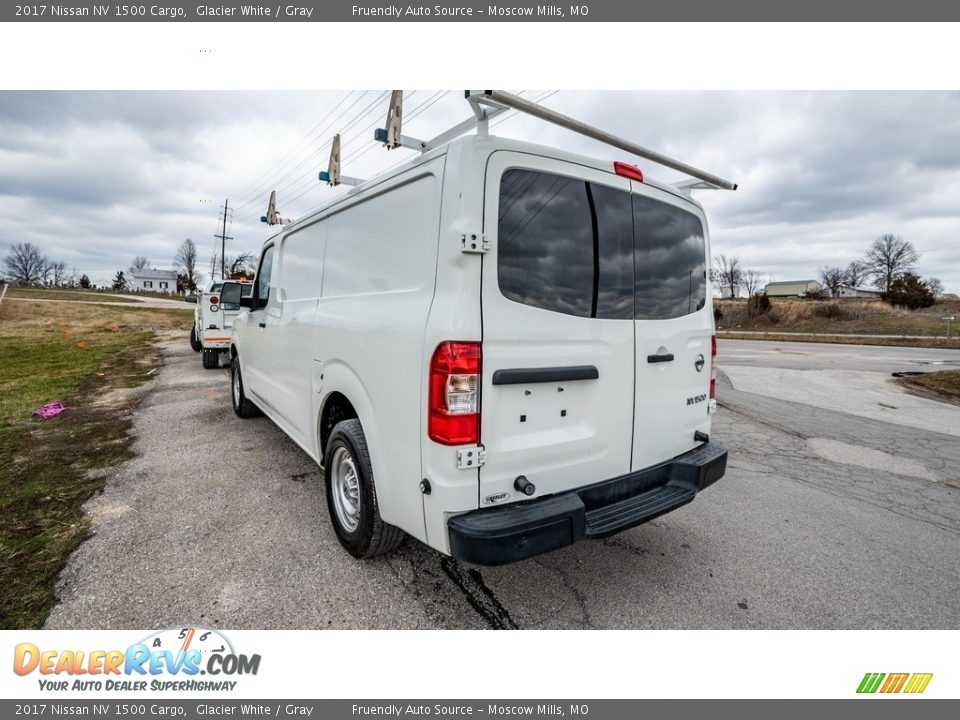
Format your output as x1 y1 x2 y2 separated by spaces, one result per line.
447 441 727 565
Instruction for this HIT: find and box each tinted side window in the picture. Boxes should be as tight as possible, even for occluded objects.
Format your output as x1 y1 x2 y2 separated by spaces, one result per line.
254 245 275 309
633 195 707 320
497 169 633 319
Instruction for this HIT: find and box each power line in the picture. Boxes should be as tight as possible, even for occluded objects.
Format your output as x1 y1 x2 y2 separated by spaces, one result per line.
230 91 372 211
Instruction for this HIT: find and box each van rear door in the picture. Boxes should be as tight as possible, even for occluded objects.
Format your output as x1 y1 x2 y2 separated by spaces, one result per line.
628 184 713 471
479 152 636 507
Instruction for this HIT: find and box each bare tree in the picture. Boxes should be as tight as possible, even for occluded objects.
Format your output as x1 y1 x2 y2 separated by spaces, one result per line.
865 234 919 292
3 242 47 285
818 265 846 298
714 254 743 299
845 259 868 288
743 269 765 297
226 251 256 280
129 255 150 273
51 261 68 287
174 238 202 292
926 277 944 299
39 259 54 287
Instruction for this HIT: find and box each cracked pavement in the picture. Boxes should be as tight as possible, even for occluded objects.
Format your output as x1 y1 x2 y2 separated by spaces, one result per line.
45 339 960 630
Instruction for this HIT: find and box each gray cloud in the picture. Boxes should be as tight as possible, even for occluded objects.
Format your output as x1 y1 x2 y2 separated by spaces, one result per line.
0 90 957 291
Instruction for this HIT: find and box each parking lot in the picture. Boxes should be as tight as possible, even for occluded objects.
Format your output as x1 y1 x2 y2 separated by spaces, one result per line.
44 339 960 630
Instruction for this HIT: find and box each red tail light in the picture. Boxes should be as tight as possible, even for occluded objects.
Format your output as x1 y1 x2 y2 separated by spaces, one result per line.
428 341 481 445
710 335 717 399
209 296 219 304
614 161 643 182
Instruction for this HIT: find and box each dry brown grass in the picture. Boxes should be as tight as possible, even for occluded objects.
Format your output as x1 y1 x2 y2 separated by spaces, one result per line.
717 298 960 339
896 369 960 405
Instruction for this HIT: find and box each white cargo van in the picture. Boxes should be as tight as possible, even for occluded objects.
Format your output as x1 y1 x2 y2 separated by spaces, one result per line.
188 281 222 353
191 280 252 368
231 93 730 564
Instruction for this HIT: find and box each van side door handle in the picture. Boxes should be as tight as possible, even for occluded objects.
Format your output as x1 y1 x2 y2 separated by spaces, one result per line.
647 352 675 363
258 322 266 328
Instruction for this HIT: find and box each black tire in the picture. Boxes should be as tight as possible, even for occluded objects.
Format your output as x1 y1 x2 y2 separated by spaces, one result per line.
324 418 404 559
231 356 261 418
202 349 220 369
190 326 202 352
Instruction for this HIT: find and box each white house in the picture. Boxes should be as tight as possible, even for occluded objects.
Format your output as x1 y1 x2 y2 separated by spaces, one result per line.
131 268 178 293
836 285 882 298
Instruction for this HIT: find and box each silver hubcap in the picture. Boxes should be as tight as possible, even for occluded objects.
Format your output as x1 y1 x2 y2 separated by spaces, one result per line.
233 366 241 406
330 446 361 532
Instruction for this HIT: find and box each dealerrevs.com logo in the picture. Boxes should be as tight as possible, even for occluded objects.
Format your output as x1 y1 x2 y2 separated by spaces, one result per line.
857 673 933 695
13 626 261 692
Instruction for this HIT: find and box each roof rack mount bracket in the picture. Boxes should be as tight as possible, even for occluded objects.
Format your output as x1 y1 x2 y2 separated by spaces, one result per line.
319 133 366 188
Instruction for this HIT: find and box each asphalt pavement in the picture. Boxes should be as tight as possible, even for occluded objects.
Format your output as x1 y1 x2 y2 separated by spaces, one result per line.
45 338 960 629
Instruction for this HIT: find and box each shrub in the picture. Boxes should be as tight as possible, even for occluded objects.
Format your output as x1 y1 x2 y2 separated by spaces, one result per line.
814 302 846 319
882 273 935 310
746 293 771 316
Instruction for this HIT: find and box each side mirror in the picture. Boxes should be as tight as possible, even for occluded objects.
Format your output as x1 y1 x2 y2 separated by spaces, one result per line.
185 295 198 304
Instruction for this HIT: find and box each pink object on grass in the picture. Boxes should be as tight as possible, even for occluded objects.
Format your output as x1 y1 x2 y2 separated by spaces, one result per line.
34 402 67 419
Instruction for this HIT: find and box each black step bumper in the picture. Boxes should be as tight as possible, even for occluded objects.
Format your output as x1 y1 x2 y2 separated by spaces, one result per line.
447 441 727 565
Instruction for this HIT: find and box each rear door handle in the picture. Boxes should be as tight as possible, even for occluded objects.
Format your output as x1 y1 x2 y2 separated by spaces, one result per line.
647 352 675 363
258 322 266 328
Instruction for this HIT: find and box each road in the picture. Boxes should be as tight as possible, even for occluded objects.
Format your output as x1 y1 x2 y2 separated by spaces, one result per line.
45 339 960 629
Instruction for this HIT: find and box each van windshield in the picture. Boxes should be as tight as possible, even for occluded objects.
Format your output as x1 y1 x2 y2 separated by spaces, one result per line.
497 168 706 320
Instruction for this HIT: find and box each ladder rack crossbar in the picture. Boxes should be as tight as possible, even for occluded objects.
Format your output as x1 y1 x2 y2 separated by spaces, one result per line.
469 90 737 191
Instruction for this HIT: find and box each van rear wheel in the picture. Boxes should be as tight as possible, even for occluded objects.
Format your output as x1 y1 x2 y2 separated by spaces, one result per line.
324 419 404 559
190 327 202 352
231 356 261 418
202 350 220 369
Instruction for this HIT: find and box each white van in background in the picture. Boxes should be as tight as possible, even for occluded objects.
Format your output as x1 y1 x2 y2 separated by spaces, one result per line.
190 280 252 368
230 104 729 565
188 281 222 353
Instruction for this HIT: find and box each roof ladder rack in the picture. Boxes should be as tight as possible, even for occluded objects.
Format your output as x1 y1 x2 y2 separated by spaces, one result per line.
374 90 509 153
467 90 737 191
260 190 293 225
319 133 366 187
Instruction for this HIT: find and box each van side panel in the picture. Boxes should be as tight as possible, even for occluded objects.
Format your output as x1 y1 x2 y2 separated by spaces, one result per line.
264 221 327 447
312 160 446 543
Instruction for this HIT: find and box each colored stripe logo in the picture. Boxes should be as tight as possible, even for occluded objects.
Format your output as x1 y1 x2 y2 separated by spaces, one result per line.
857 673 933 694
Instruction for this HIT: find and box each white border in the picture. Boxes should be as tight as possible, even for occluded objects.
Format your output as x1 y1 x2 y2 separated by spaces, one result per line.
0 22 958 90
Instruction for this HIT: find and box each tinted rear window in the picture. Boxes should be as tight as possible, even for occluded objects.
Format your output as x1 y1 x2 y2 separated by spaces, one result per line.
633 193 707 319
497 168 706 320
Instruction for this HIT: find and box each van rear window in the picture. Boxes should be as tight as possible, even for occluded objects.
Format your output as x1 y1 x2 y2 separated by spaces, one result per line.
496 169 706 320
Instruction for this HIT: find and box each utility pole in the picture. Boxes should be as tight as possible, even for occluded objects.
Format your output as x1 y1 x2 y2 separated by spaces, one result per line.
215 199 234 280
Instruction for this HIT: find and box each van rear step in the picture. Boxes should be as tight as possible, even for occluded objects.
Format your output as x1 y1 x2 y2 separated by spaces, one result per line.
447 442 726 566
584 485 696 537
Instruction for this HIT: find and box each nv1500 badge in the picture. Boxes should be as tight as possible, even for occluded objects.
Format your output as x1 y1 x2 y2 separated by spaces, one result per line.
687 394 707 406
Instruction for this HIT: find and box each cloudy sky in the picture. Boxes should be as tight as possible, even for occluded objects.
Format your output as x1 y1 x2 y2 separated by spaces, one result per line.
1 90 958 291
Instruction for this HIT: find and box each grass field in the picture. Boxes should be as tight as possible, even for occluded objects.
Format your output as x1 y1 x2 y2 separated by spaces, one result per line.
5 286 139 303
717 298 960 340
0 299 192 629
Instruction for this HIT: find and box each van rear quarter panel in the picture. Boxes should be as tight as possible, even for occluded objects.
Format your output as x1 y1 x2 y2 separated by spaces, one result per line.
311 159 446 543
419 139 488 552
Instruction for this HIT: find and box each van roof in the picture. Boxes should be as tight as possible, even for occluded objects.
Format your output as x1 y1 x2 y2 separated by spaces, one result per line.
266 134 704 242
